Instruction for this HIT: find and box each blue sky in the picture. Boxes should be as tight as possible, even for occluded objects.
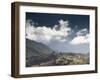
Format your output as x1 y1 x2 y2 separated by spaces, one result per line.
26 12 89 30
26 12 90 53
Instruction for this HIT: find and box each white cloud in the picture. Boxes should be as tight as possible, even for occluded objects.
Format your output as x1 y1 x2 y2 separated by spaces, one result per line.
26 19 71 43
70 28 89 45
76 28 88 36
70 35 89 44
26 19 89 53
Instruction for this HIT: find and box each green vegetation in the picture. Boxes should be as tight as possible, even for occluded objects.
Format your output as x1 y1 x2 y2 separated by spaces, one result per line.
28 52 89 67
26 39 89 67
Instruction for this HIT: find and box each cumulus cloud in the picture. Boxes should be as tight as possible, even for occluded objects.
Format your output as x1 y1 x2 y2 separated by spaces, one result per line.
26 19 71 43
26 19 89 53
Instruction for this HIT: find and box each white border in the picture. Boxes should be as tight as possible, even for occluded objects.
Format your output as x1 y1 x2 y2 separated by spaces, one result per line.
19 5 95 74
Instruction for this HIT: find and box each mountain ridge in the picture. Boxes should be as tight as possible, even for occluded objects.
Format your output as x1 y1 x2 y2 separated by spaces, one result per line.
26 38 54 67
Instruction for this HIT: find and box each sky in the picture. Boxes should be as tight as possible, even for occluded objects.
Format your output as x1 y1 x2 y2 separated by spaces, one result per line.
26 12 90 54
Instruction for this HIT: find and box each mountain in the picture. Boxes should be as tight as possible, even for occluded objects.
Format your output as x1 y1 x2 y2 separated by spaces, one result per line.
26 39 89 67
26 38 54 67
